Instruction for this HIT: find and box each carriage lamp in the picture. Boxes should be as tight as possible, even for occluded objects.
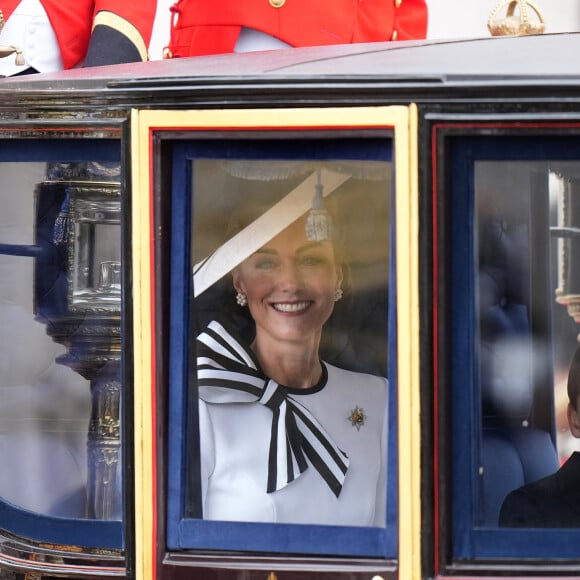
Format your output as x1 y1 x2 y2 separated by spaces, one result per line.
34 161 122 520
68 190 121 311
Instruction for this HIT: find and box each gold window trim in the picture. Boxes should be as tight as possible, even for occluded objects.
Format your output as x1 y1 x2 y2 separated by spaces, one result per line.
130 105 420 580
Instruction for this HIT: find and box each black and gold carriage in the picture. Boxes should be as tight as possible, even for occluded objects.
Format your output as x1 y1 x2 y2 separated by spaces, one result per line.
0 30 580 580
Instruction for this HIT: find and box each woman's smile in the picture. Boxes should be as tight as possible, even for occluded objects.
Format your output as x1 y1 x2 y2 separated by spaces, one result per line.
271 300 313 314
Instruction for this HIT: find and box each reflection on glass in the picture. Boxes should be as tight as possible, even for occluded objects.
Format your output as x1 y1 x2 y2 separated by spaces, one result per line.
70 189 121 310
475 161 580 528
0 161 122 521
189 159 391 527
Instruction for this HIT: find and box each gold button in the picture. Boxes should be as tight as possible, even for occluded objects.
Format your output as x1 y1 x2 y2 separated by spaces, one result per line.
394 0 402 6
269 0 285 7
391 29 398 40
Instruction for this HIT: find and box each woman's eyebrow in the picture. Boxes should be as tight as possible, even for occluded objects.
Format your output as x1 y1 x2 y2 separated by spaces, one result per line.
253 248 278 255
252 242 324 257
297 242 324 253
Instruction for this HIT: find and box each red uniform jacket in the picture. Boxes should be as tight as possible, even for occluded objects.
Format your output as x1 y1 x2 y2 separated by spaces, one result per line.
166 0 428 58
0 0 156 69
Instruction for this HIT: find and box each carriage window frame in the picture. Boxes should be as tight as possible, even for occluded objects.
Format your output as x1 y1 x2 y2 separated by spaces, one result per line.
434 124 580 565
0 133 124 550
130 107 420 571
169 137 396 557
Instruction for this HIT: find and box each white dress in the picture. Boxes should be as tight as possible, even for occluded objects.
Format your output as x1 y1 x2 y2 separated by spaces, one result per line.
198 362 387 527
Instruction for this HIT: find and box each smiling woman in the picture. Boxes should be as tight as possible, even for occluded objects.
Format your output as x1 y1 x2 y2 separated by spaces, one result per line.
187 155 391 528
231 217 342 384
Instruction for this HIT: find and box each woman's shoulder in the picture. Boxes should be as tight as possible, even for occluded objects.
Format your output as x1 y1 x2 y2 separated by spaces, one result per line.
323 361 388 391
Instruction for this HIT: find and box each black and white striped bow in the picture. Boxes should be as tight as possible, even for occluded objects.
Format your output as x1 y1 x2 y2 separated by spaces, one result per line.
196 320 349 497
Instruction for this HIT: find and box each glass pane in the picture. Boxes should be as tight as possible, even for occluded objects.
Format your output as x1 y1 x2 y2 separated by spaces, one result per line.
0 161 122 521
475 160 580 529
188 158 391 527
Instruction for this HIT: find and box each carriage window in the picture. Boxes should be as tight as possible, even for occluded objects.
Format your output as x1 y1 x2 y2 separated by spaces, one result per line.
476 162 579 529
0 142 124 550
445 134 580 562
166 138 398 557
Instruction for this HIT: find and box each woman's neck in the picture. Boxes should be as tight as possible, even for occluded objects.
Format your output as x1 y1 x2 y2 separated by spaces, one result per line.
251 335 322 389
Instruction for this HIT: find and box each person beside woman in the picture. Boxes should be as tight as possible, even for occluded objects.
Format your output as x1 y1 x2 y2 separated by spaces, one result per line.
499 345 580 527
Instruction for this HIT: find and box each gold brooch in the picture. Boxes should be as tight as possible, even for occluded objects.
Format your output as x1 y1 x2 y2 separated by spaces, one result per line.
348 405 366 430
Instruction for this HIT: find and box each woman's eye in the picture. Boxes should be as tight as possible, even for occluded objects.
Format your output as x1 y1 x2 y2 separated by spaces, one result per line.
255 259 277 270
300 255 326 267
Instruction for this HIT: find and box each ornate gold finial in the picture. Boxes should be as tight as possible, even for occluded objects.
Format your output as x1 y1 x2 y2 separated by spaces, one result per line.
488 0 545 36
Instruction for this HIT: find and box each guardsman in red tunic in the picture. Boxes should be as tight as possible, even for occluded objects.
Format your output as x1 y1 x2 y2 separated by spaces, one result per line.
164 0 428 58
0 0 156 76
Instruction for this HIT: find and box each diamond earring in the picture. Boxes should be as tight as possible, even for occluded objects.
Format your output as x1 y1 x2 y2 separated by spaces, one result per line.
236 291 247 307
333 287 343 302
